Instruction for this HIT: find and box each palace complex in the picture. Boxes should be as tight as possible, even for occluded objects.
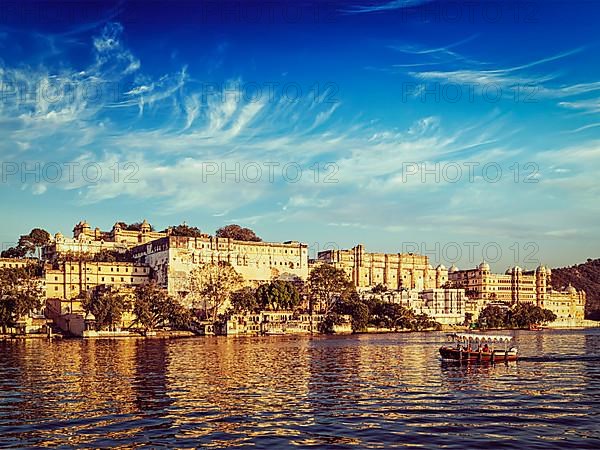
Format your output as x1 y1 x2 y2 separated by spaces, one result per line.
0 220 591 335
449 262 585 320
317 244 448 291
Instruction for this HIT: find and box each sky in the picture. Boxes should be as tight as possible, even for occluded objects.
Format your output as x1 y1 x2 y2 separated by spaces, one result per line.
1 0 599 271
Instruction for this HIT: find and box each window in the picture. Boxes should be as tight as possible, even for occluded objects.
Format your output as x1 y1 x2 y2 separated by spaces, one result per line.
111 277 115 282
121 277 124 282
102 277 105 282
54 286 58 291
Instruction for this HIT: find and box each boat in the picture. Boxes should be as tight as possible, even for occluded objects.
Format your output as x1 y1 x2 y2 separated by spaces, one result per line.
529 324 542 331
439 333 518 362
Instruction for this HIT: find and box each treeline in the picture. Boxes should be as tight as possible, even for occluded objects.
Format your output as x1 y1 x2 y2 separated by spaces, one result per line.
552 258 600 320
82 283 192 332
0 264 44 333
477 303 557 330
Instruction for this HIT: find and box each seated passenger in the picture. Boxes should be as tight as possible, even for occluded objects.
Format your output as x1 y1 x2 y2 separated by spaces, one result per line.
482 344 490 352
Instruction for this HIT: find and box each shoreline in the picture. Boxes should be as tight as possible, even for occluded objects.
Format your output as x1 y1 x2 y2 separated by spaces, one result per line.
3 322 599 340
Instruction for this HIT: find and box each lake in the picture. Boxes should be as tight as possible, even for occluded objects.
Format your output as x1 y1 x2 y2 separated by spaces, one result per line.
1 329 599 449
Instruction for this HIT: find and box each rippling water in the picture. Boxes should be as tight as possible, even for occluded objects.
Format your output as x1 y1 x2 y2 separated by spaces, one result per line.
1 329 599 449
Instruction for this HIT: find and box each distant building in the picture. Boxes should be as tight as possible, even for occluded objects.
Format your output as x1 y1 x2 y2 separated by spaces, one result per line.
45 260 150 300
46 286 138 336
220 311 351 335
449 262 585 320
417 288 467 325
541 284 586 321
360 288 467 325
317 244 448 290
131 235 309 299
42 220 167 260
0 258 34 269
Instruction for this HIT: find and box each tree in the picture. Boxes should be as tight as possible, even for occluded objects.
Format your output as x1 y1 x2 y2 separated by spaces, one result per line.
18 228 51 258
82 286 131 331
477 303 557 329
91 249 134 263
335 291 369 332
1 246 27 258
256 280 301 310
412 313 441 331
542 309 557 323
308 264 355 314
477 305 508 329
372 283 388 294
216 224 262 242
368 299 415 330
230 287 260 313
0 265 43 333
507 303 556 328
186 261 244 324
124 221 154 231
167 224 205 237
132 283 191 331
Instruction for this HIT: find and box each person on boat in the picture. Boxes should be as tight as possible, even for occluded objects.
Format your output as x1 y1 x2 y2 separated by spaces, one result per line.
482 343 490 353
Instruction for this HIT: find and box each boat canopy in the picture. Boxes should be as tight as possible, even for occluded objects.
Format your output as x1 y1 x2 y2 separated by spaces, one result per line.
448 333 514 343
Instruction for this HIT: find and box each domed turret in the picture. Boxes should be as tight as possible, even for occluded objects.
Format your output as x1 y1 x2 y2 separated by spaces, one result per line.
436 264 446 271
449 264 459 272
141 219 151 232
54 232 63 241
567 284 577 294
536 265 547 273
479 261 490 272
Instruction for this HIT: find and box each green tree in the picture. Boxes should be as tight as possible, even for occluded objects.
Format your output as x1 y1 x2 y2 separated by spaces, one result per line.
0 265 43 333
187 261 244 324
477 304 508 329
132 282 191 331
230 287 260 313
17 228 51 258
167 224 205 237
372 283 388 294
369 299 415 330
335 292 369 332
125 221 155 231
308 264 355 314
256 280 301 310
0 246 27 258
542 308 557 323
412 312 441 331
507 303 557 328
82 286 131 331
216 224 262 242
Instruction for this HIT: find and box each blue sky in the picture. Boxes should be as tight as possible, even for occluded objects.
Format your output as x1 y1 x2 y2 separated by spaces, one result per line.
1 0 599 270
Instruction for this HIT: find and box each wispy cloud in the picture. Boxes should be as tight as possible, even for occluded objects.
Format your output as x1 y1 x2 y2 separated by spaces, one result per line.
343 0 433 14
1 21 599 262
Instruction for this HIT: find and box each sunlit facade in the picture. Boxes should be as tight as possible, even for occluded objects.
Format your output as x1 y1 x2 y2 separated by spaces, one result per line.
317 244 448 290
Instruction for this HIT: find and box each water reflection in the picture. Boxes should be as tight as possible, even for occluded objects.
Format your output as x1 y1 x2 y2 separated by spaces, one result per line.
1 330 599 448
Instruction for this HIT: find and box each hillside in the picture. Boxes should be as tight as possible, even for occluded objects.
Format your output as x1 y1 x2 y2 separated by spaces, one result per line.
551 258 600 320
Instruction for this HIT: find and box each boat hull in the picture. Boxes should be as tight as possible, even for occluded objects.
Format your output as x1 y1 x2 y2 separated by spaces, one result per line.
439 346 518 362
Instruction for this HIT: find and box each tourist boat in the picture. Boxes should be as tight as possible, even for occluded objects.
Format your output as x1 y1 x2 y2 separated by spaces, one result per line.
439 333 518 362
